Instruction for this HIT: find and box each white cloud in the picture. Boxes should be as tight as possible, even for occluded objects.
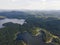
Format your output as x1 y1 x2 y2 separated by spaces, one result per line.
11 0 17 2
0 0 60 10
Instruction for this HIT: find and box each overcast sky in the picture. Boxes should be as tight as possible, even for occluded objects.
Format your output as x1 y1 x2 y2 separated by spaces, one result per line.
0 0 60 10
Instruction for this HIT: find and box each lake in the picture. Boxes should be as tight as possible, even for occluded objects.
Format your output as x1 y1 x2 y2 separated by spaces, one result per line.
0 18 25 28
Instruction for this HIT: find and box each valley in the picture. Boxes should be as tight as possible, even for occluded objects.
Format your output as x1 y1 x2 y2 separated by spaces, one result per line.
0 10 60 45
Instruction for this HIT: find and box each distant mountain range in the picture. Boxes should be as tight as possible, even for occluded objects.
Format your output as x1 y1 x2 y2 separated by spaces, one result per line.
0 10 60 18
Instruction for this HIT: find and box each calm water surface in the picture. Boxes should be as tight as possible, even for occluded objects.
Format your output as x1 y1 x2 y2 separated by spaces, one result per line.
0 18 25 28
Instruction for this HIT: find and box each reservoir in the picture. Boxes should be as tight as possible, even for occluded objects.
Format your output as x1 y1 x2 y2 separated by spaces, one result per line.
0 18 25 28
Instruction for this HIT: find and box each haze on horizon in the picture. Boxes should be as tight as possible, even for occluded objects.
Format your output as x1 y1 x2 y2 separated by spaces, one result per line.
0 0 60 10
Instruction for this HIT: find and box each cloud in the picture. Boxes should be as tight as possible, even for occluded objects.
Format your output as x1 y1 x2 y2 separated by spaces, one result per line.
0 0 60 10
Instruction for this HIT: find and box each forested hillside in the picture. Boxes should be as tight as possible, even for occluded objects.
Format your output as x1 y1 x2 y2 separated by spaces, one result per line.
0 10 60 45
